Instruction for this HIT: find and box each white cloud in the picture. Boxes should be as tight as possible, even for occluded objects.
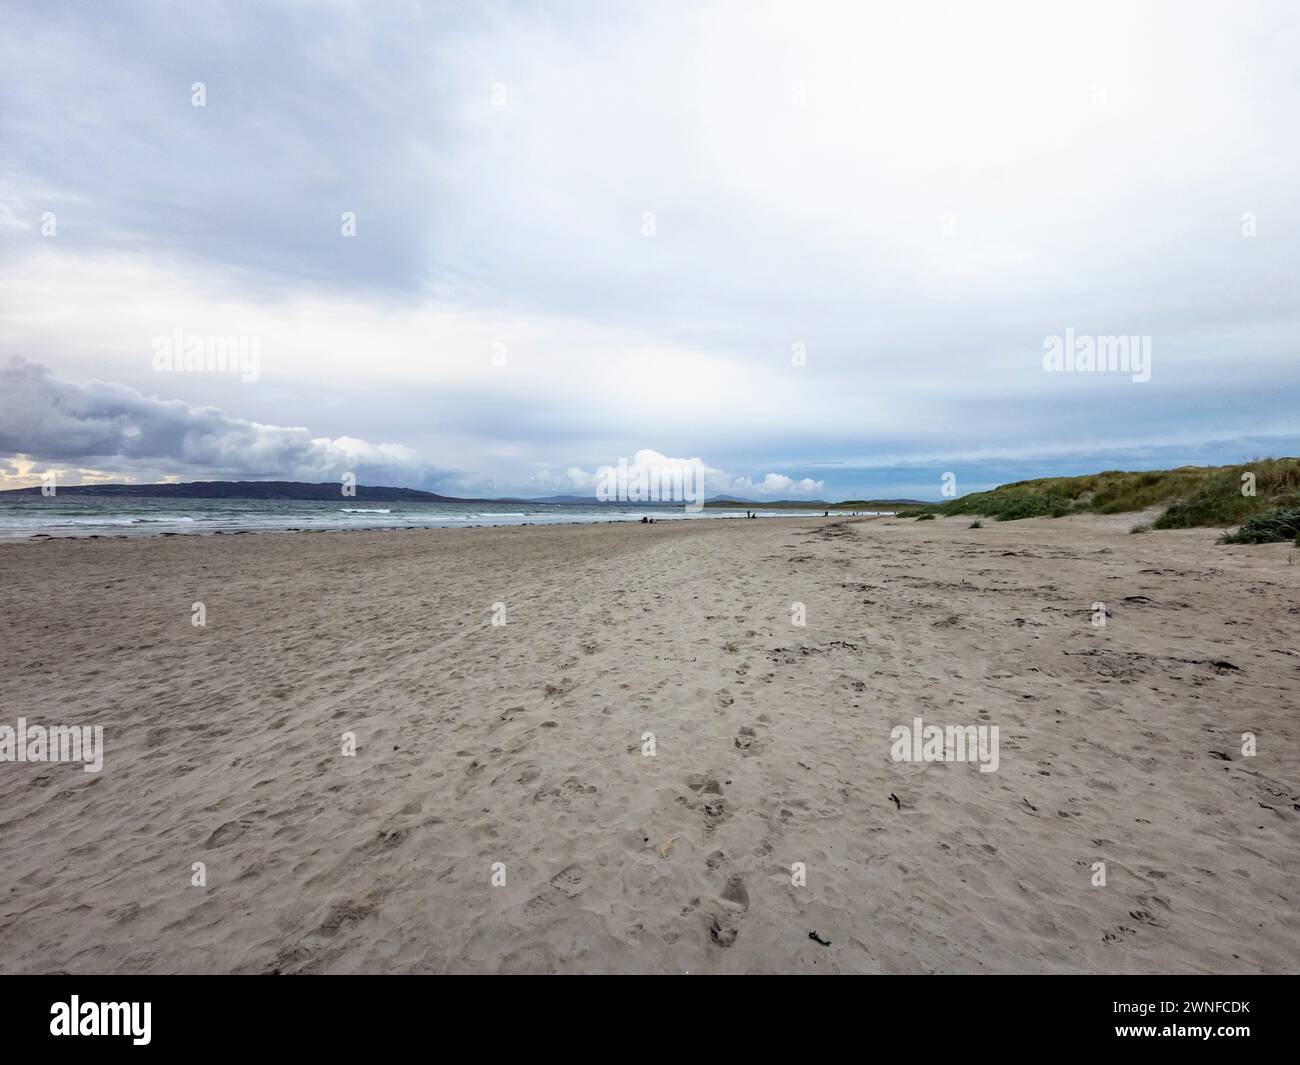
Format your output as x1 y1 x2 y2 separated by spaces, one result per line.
531 449 823 500
732 473 826 497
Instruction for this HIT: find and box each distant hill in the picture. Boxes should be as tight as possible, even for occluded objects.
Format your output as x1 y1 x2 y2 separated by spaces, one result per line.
705 497 925 508
490 494 707 506
705 498 829 508
833 498 930 507
517 494 685 506
526 495 840 507
528 495 865 507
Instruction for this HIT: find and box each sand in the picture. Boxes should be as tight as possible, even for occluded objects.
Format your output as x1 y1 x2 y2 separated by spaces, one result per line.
0 514 1296 973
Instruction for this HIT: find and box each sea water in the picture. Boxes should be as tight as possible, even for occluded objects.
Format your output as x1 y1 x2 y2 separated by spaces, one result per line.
0 495 871 538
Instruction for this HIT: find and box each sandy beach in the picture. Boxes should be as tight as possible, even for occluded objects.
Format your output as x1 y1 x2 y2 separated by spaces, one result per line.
0 515 1296 974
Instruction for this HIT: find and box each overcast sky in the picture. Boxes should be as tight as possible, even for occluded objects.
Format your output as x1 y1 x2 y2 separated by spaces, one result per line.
1 0 1296 500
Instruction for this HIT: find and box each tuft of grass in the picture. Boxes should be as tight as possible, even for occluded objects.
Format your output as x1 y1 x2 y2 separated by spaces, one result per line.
1130 523 1151 534
1217 504 1300 545
969 520 982 528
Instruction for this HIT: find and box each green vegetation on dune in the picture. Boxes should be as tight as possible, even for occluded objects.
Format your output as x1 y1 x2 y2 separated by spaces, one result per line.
1152 458 1300 529
893 458 1300 539
1217 505 1300 545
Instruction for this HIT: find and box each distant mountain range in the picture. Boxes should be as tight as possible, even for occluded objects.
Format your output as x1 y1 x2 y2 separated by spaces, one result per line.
0 480 927 507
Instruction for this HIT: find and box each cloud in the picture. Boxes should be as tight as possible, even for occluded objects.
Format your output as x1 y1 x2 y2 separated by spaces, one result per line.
530 448 823 500
555 450 722 490
731 473 826 497
0 357 449 488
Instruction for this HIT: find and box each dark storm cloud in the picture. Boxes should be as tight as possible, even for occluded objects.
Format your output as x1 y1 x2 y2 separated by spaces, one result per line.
0 356 451 486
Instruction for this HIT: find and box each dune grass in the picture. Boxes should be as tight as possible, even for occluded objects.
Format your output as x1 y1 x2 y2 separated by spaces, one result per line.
895 458 1300 536
1153 459 1300 528
1217 505 1300 544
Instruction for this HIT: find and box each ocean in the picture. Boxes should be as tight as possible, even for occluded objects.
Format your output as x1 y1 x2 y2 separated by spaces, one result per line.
0 495 875 538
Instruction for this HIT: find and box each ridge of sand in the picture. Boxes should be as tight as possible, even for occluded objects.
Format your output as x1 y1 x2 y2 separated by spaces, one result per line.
0 515 1296 973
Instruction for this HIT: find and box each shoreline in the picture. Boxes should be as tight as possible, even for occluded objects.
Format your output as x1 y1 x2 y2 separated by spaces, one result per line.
5 512 867 542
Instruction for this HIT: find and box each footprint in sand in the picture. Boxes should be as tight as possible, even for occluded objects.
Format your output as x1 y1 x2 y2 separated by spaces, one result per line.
686 773 724 794
1129 909 1163 927
532 777 597 809
548 865 585 897
707 875 750 948
317 897 376 936
525 865 586 917
702 799 729 832
206 819 253 848
543 677 576 697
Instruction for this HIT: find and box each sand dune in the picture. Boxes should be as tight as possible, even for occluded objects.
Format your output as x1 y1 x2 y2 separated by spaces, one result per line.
0 514 1296 973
